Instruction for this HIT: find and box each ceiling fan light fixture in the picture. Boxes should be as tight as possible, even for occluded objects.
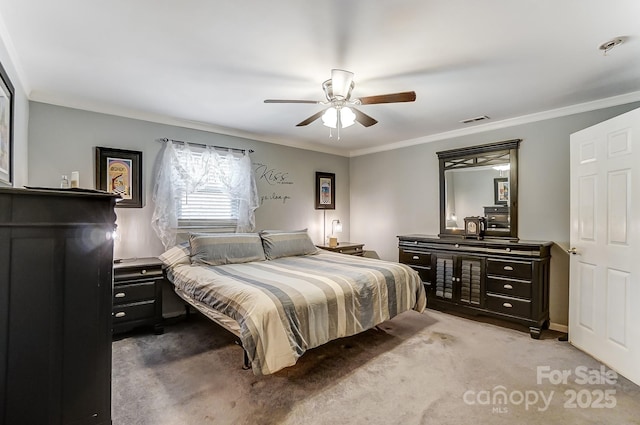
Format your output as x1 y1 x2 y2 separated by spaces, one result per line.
340 107 356 127
322 107 356 129
330 69 354 99
322 107 338 128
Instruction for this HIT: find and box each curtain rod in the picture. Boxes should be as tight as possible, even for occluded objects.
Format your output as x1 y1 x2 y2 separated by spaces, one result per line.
159 138 254 153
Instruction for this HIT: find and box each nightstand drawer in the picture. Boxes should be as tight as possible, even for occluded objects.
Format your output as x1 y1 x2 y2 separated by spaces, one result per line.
114 267 163 282
486 293 531 318
113 281 157 306
112 301 156 325
486 258 532 280
336 246 363 255
112 257 165 335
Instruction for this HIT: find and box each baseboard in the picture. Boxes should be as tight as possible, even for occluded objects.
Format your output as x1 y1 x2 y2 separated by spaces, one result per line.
549 322 568 333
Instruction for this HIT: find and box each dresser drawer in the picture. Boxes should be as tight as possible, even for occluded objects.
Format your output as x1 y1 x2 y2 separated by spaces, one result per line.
486 258 532 280
399 249 431 267
486 294 531 318
112 301 156 325
484 206 509 214
113 281 157 306
407 265 431 284
486 213 509 223
486 277 531 299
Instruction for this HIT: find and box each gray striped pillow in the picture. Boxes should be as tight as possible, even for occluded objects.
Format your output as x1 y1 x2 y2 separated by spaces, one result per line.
189 233 266 266
159 242 191 267
260 229 319 260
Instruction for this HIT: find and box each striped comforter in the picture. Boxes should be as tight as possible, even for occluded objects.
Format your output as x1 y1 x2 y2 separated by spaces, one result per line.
166 250 426 375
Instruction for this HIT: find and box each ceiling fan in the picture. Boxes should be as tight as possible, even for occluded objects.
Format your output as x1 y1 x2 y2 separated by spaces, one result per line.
264 69 416 136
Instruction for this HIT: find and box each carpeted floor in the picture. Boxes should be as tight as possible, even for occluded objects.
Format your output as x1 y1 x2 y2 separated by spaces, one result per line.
112 310 640 425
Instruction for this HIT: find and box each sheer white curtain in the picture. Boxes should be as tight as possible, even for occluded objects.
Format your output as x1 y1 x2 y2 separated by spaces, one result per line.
151 140 259 249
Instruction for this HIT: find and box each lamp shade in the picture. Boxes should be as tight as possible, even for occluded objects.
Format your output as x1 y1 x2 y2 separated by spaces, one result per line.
331 219 342 235
322 107 338 128
322 107 356 129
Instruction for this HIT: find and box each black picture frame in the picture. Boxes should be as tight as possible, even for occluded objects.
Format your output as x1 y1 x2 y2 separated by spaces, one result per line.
0 59 15 187
95 147 143 208
494 177 509 205
315 172 335 210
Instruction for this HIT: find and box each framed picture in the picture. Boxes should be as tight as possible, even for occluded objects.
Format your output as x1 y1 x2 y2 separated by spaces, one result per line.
315 172 335 210
0 59 15 187
95 147 143 208
494 177 509 205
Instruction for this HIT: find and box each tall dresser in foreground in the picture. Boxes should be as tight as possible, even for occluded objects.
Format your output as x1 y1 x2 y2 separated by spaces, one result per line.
0 187 118 425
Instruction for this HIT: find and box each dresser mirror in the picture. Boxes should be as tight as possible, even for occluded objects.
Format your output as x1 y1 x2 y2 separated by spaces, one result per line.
437 139 521 240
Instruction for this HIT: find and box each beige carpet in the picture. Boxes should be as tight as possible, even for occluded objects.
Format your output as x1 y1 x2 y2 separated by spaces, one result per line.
112 310 640 425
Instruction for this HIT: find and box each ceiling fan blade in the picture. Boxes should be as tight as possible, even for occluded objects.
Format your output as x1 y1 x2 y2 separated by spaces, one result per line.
352 108 378 127
264 99 321 104
357 91 416 105
296 109 326 126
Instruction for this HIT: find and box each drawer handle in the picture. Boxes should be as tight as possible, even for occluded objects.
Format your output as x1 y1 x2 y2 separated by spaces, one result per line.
503 302 513 308
115 312 126 318
490 216 496 219
505 248 511 252
503 284 513 290
455 244 459 248
412 255 420 260
115 292 126 298
503 265 514 271
141 269 147 275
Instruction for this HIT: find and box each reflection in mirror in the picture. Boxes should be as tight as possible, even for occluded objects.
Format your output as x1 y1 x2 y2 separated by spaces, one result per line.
437 139 520 240
444 163 510 230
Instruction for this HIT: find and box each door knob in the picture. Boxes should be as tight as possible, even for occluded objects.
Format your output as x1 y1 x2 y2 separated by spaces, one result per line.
567 247 579 255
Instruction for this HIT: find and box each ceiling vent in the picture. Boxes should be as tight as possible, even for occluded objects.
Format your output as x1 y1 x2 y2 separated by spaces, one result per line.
460 115 490 124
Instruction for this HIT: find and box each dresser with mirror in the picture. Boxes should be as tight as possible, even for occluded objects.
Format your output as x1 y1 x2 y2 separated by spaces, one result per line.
399 139 552 338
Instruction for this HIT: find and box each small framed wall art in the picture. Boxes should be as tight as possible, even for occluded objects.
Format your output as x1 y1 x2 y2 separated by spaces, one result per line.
0 59 15 187
315 172 335 210
494 177 509 205
95 146 143 208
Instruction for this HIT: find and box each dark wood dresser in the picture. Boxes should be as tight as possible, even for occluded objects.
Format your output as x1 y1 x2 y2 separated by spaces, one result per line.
113 257 164 335
0 187 117 425
398 234 551 338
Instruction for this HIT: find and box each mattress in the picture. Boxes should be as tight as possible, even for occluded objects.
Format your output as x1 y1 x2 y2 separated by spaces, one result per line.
165 250 426 375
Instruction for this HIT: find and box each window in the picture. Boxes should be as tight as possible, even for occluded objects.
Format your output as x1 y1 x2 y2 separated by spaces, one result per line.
152 141 258 249
174 149 238 230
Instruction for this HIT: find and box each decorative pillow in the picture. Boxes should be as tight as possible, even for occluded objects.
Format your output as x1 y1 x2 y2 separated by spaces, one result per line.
260 229 319 260
189 233 266 266
158 243 191 268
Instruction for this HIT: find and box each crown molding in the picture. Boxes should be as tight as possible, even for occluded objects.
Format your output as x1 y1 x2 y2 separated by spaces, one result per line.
28 92 351 157
349 91 640 157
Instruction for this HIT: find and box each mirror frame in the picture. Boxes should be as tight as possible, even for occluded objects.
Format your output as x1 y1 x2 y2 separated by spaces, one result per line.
437 139 521 240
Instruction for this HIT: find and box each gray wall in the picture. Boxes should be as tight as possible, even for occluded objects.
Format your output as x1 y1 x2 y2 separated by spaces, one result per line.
28 102 351 260
27 102 350 316
349 101 640 327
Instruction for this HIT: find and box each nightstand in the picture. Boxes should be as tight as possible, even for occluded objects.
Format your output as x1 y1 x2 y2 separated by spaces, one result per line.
316 242 365 256
113 257 164 335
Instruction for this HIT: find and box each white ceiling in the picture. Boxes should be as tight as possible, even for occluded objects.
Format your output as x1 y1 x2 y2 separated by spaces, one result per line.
1 0 639 156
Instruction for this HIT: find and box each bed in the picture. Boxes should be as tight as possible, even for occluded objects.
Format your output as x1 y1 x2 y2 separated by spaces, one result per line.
160 230 426 375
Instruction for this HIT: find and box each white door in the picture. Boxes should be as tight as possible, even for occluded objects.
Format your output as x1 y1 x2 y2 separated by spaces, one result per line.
569 107 640 386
